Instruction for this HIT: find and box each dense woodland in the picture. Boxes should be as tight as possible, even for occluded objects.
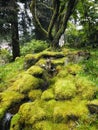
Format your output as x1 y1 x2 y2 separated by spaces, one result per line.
0 0 98 130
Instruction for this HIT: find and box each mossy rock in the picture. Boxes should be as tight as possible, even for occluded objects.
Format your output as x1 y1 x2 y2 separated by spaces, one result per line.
75 77 96 100
87 99 98 114
53 99 89 123
10 114 21 130
28 89 42 101
51 58 65 66
0 91 24 120
27 65 45 78
34 121 70 130
18 102 48 125
35 58 46 66
10 100 56 129
8 73 44 93
38 50 64 59
66 64 82 75
33 121 53 130
41 89 54 101
24 54 39 69
54 123 70 130
54 79 76 100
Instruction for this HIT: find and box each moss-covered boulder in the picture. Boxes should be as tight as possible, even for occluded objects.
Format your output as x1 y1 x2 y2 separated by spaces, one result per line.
35 58 46 66
10 114 21 130
24 54 39 69
53 99 89 123
27 65 45 78
8 73 44 93
66 64 82 75
41 89 54 101
34 121 70 130
75 77 96 99
18 102 48 125
39 50 64 59
28 89 42 101
0 91 24 120
87 99 98 114
54 79 76 100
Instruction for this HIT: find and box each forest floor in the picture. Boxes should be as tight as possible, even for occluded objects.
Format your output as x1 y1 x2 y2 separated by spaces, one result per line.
0 44 98 130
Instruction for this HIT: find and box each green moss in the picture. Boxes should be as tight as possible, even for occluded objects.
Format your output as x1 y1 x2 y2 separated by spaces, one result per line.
53 98 89 123
28 89 42 101
54 123 69 130
27 65 45 77
38 50 64 58
0 108 6 120
0 91 24 120
54 79 76 100
88 99 98 106
18 102 47 125
10 114 21 130
51 58 65 66
0 91 24 103
76 124 97 130
35 58 46 66
24 54 39 69
75 77 96 99
8 73 43 93
41 89 54 101
34 121 53 130
66 64 82 75
0 57 24 91
34 121 70 130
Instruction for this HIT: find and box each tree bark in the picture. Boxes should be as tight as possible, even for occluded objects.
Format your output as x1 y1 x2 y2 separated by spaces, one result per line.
11 16 20 60
30 0 78 48
11 0 20 60
52 0 78 47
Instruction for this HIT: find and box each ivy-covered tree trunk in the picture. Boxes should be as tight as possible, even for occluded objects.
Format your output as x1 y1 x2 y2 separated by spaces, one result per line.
30 0 78 48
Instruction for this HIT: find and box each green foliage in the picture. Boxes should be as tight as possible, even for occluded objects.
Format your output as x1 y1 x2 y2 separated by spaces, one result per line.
0 49 11 65
0 57 24 91
79 48 98 85
21 40 48 55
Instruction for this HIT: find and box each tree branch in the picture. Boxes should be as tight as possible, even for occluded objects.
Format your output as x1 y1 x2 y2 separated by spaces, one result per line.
48 0 60 40
30 0 48 37
53 0 78 46
37 2 53 10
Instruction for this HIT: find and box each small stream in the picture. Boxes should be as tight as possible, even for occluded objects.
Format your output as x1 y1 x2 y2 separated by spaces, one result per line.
2 112 13 130
0 99 31 130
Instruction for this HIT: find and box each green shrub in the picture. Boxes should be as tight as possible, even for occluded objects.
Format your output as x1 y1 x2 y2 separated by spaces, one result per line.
21 40 48 55
0 49 11 65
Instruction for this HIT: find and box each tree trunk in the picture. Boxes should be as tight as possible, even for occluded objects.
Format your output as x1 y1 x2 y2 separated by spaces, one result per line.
10 0 20 60
11 19 20 60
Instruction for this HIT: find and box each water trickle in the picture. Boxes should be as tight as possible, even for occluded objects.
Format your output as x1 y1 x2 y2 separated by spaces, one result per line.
2 112 13 130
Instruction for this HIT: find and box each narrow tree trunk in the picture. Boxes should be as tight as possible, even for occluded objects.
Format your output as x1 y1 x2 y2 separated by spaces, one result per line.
11 13 20 60
10 0 20 60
